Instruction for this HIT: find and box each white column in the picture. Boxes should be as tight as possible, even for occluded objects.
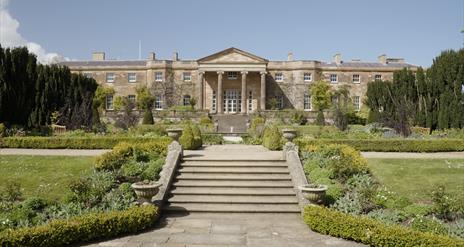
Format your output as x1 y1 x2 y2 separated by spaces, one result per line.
198 71 204 110
217 71 224 114
241 71 248 114
260 71 266 110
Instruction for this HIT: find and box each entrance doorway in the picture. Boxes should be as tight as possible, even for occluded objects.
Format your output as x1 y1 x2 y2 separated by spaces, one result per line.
223 89 241 113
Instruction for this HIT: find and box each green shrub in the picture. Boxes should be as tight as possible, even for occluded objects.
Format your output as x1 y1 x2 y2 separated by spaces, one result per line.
296 138 464 152
0 205 159 247
303 205 464 247
411 216 449 235
180 125 196 150
403 203 433 218
142 158 164 181
291 110 307 125
262 125 282 150
315 144 369 180
121 160 148 178
199 117 214 132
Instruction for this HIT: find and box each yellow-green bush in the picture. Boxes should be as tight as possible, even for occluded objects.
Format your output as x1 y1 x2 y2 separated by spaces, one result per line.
0 136 168 149
262 125 282 150
303 205 464 247
296 138 464 152
95 139 170 171
180 125 201 150
0 205 159 247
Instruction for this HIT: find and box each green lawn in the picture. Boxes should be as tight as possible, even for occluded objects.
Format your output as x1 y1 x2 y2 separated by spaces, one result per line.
367 158 464 203
0 155 94 201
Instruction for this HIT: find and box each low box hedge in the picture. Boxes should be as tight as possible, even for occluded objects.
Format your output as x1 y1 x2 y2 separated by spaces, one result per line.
0 136 171 149
303 206 464 247
296 138 464 152
0 205 159 247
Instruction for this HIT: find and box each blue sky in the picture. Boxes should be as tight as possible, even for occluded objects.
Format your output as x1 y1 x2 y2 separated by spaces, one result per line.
2 0 463 66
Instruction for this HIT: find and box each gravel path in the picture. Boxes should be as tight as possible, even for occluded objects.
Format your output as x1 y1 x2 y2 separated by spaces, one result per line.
1 148 463 159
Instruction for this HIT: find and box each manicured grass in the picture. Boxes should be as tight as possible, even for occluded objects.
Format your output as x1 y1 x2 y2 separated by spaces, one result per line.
367 158 464 203
0 155 94 201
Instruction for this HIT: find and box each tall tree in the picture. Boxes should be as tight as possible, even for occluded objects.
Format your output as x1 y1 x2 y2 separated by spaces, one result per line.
310 80 332 125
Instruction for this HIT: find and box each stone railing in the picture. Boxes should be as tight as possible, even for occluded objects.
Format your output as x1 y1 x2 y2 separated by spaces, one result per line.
153 109 209 122
282 129 310 211
152 129 183 207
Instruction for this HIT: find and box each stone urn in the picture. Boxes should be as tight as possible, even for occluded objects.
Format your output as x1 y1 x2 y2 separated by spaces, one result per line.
131 180 162 205
282 129 297 142
167 128 183 142
299 184 328 204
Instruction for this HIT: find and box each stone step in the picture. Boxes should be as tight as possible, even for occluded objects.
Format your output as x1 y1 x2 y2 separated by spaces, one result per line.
170 187 296 196
178 167 289 174
164 203 301 213
176 173 292 181
181 161 287 167
173 180 294 188
168 195 298 204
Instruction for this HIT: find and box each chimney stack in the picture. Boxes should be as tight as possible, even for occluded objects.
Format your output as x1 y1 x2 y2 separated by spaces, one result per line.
148 52 156 61
172 52 178 61
287 52 294 61
333 53 342 65
92 52 105 61
378 54 387 64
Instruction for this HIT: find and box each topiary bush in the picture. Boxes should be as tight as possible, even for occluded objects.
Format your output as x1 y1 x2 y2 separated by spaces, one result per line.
142 109 154 125
262 125 282 150
179 125 196 150
0 123 5 137
191 124 202 148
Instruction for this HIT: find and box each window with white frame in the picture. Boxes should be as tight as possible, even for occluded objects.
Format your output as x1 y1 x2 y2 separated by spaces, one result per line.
330 74 338 83
183 72 191 81
183 95 191 106
154 95 164 110
105 95 114 110
375 74 382 81
353 96 360 111
212 91 216 111
83 72 93 78
227 72 238 80
275 73 284 82
155 72 163 82
106 73 115 83
352 74 360 84
248 91 253 112
303 73 312 82
304 93 312 111
128 73 137 83
276 95 284 109
128 95 136 103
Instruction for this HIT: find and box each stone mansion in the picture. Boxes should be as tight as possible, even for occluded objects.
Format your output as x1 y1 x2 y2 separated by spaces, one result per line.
60 47 416 114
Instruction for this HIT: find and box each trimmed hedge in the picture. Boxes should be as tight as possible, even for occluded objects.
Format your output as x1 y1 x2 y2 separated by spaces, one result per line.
0 136 171 149
0 205 159 247
296 138 464 152
303 206 464 247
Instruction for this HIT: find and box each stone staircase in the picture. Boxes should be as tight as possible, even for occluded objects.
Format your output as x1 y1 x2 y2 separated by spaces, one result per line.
163 146 300 213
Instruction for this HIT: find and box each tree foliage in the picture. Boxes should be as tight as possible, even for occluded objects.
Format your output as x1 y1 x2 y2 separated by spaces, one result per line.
332 85 353 131
0 45 98 130
365 49 464 133
310 80 332 126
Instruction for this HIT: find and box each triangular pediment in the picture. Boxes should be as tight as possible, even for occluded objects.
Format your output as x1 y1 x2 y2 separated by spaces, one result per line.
198 47 268 64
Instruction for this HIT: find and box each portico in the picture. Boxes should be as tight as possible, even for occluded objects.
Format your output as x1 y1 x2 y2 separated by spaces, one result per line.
197 48 268 114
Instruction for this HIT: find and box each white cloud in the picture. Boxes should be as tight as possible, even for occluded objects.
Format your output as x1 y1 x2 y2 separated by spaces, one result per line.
0 0 69 64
